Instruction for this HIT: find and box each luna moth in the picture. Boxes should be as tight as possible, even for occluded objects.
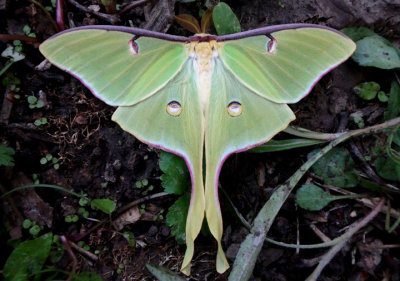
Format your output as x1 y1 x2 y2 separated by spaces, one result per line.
39 23 355 275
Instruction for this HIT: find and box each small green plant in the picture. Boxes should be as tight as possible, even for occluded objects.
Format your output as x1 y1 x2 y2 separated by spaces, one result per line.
139 204 146 215
352 115 365 128
79 194 90 206
116 263 125 274
27 95 45 109
34 117 48 126
64 214 79 223
22 219 43 237
135 179 147 188
77 240 90 251
32 174 40 184
122 231 135 247
40 153 59 169
153 208 165 221
0 144 15 167
78 207 89 218
2 71 21 95
23 25 36 38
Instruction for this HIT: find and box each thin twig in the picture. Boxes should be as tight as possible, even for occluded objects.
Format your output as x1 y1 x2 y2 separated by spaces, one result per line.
115 191 168 216
60 235 77 281
70 240 99 261
0 34 39 42
309 224 331 243
27 0 59 32
67 0 119 24
349 141 383 184
118 0 151 15
305 198 385 281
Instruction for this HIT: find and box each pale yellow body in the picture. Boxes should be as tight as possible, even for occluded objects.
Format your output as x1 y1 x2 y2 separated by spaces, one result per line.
189 40 220 115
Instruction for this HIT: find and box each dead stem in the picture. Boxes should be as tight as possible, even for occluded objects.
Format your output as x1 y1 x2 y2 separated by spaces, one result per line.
67 0 119 24
119 0 151 15
70 240 99 261
305 198 385 281
60 235 78 281
0 34 39 42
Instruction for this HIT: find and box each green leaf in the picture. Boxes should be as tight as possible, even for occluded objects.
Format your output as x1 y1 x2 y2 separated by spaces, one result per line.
29 224 41 236
49 235 64 263
341 27 376 42
309 147 359 188
3 233 53 281
375 155 400 182
166 193 190 244
212 2 241 35
353 115 365 128
146 264 186 281
296 184 359 211
342 27 400 69
0 144 15 167
353 81 380 100
296 184 337 211
384 81 400 121
91 198 116 214
352 36 400 69
22 219 32 229
73 272 104 281
378 91 388 102
27 95 37 104
250 138 326 152
122 231 135 247
159 151 190 195
23 25 31 35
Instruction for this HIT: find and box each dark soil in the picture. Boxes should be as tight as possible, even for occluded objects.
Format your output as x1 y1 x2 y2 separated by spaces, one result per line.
1 0 400 280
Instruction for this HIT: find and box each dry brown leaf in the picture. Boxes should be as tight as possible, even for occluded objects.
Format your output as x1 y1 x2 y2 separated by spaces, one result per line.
113 205 141 230
175 14 201 34
201 7 214 33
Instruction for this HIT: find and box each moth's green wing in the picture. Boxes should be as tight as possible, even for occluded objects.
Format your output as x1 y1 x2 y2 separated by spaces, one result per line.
112 61 204 276
205 60 296 273
39 29 187 106
219 28 356 103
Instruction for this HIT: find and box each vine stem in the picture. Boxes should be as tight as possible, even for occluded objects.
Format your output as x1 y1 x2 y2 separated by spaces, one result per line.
229 117 400 281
